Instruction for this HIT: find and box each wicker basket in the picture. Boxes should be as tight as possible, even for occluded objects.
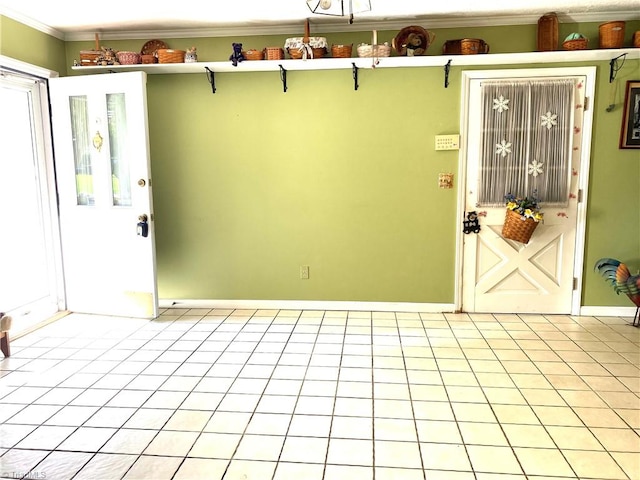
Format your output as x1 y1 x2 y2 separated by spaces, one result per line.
599 21 625 48
285 19 327 60
79 50 101 66
502 209 540 244
356 44 392 58
244 49 264 60
157 49 185 63
443 38 489 55
288 47 326 59
562 38 588 50
393 26 435 56
116 51 141 65
634 31 640 48
264 47 284 60
78 34 102 67
331 44 353 58
141 54 157 64
537 12 558 51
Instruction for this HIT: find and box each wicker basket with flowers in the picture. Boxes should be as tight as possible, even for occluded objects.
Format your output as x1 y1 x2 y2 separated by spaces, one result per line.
502 192 544 244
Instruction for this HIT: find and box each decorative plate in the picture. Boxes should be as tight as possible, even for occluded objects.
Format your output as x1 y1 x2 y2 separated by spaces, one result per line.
141 39 169 55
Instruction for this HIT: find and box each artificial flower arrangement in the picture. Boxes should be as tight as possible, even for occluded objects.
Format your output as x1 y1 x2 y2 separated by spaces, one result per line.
504 192 544 222
502 192 543 243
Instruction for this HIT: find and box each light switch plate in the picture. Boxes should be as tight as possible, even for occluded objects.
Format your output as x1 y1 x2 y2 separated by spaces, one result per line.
435 134 460 150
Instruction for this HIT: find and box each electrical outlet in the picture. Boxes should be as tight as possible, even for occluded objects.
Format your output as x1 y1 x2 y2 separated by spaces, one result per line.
435 134 460 150
300 265 310 280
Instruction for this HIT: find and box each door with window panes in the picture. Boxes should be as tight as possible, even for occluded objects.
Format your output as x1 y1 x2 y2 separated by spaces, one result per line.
461 69 594 314
49 72 157 318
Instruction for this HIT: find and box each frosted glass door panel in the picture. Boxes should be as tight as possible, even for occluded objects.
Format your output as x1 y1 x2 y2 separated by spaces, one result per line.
69 95 94 206
107 93 132 207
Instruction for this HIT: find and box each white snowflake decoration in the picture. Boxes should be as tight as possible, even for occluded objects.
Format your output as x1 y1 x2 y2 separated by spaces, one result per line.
495 140 512 157
528 160 544 177
493 95 510 113
540 111 558 129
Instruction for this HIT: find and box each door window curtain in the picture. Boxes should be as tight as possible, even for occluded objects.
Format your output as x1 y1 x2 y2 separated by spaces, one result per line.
477 79 575 206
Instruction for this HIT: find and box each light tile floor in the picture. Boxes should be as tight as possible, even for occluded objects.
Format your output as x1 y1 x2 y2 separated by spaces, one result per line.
0 309 639 480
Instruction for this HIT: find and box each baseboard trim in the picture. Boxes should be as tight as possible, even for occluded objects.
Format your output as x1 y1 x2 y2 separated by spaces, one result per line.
579 306 637 318
159 300 637 317
160 299 457 314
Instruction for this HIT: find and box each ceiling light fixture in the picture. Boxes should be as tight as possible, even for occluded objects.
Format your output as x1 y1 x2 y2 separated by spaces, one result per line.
306 0 372 24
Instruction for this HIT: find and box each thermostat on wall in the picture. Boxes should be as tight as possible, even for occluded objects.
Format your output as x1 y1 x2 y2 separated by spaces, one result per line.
435 134 460 151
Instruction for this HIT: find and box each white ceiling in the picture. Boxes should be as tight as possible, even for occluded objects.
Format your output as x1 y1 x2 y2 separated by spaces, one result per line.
1 0 638 40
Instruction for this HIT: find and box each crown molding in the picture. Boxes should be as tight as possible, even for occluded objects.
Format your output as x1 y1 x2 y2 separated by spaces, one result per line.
3 7 638 42
0 6 64 40
63 11 640 41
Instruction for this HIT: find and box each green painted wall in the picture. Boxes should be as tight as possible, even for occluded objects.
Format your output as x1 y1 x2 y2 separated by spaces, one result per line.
146 68 459 302
0 15 66 73
5 16 640 307
584 57 640 307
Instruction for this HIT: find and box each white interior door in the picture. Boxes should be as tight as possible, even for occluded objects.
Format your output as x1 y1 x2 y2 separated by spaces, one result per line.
49 72 158 319
461 68 595 314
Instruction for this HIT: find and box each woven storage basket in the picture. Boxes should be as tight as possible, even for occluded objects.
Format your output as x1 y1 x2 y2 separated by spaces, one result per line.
264 47 284 60
634 31 640 48
356 44 391 58
116 51 141 65
141 54 156 64
331 44 353 58
79 33 102 67
157 49 185 63
393 26 435 56
285 19 327 60
562 38 588 50
288 47 326 59
537 12 558 51
443 38 489 55
244 49 264 60
599 21 625 48
502 209 540 244
79 50 101 66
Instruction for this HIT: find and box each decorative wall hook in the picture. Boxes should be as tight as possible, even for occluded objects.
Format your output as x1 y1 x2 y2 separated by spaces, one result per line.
204 67 216 94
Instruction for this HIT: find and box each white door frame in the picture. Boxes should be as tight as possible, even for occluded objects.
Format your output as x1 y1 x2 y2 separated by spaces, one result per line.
455 67 596 315
0 55 65 334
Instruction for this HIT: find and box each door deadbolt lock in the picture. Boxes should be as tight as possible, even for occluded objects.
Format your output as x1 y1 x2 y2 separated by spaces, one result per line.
137 214 149 237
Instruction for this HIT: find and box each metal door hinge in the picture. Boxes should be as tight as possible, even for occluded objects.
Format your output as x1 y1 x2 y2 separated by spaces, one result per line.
573 277 578 290
584 97 589 111
577 189 583 203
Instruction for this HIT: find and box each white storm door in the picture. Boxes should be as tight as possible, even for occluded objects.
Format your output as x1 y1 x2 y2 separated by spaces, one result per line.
461 69 594 314
49 72 157 318
0 70 62 333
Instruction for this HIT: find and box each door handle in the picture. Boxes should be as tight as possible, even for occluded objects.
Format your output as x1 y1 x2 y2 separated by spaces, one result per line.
137 214 149 237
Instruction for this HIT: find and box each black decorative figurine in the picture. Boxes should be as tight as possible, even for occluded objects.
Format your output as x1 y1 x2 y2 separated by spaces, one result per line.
463 211 481 234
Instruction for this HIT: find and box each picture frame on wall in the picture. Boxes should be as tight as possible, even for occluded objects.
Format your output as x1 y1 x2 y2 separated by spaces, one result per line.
620 80 640 149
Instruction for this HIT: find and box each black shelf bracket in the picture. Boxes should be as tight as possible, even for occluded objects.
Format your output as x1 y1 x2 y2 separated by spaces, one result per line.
444 59 452 88
609 53 626 83
204 67 216 94
279 65 288 93
352 63 359 91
